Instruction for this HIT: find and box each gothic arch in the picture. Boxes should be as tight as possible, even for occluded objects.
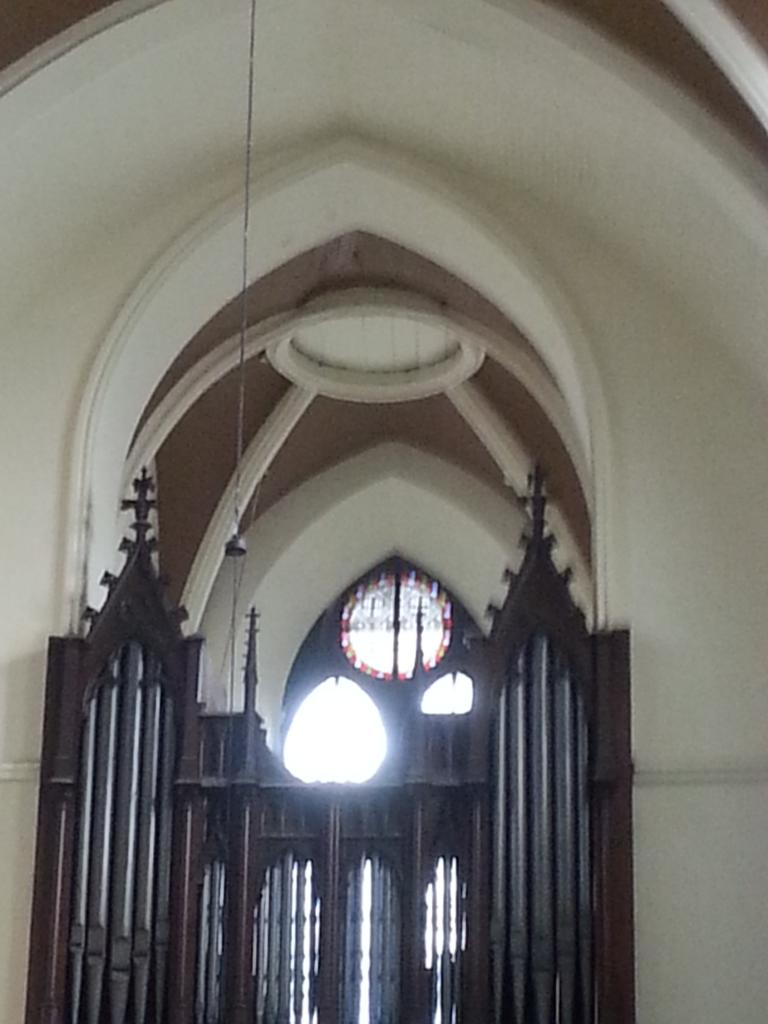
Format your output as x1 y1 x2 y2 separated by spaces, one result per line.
66 141 610 632
199 442 531 730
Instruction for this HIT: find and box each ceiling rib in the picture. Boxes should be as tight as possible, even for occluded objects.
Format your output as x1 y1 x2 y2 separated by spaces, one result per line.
182 384 315 628
664 0 768 135
127 304 590 509
125 318 288 486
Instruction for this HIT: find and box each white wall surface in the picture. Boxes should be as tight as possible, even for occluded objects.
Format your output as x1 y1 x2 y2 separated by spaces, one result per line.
634 781 768 1024
0 2 766 1022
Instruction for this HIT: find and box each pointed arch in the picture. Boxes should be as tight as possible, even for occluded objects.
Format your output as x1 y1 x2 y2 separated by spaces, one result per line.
199 443 529 732
66 140 610 632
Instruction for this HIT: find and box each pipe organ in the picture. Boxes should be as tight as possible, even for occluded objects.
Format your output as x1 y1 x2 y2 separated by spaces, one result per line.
68 644 175 1024
25 470 634 1024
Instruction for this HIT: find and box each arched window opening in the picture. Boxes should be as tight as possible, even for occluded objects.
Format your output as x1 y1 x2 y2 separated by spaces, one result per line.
282 677 388 784
420 672 474 715
282 560 475 787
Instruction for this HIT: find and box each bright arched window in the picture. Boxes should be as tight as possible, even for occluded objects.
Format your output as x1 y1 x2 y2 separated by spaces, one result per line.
420 672 474 715
282 561 475 785
283 676 387 784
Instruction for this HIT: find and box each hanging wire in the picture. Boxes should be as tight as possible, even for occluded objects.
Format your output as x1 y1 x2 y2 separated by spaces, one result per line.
215 474 266 687
219 0 259 1012
226 0 259 559
224 0 259 699
226 0 260 723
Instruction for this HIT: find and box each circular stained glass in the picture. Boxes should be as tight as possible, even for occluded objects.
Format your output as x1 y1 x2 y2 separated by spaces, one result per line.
340 569 452 680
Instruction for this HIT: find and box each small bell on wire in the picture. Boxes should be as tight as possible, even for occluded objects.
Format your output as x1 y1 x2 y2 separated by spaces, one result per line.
225 531 247 558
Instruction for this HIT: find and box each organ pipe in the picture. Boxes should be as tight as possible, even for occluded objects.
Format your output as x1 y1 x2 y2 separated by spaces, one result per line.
85 673 119 1024
69 696 97 1024
293 857 306 1023
109 641 144 1024
577 697 593 1024
493 634 594 1024
508 648 529 1024
65 643 177 1024
440 858 452 1024
491 683 507 1023
530 633 555 1024
554 663 578 1023
343 860 361 1023
133 670 162 1024
196 865 211 1024
154 694 175 1024
278 854 292 1018
255 855 320 1024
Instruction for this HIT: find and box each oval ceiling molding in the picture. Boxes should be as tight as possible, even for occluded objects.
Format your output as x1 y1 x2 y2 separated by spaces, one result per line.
267 288 484 402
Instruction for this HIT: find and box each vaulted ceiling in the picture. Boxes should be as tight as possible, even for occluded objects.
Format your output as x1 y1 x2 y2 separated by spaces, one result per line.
4 1 768 157
4 0 768 689
52 0 759 629
135 232 591 606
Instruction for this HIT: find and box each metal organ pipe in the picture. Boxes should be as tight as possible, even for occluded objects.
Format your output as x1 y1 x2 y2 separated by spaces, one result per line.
154 694 176 1023
266 862 281 1021
492 683 507 1022
554 662 578 1023
278 853 293 1018
133 665 162 1024
508 647 529 1024
494 635 593 1024
293 857 307 1023
529 633 555 1024
343 861 362 1024
109 641 144 1024
440 857 452 1024
195 856 227 1024
209 861 224 1023
196 865 212 1024
254 854 320 1024
69 695 97 1024
576 698 593 1024
64 644 177 1024
85 670 119 1024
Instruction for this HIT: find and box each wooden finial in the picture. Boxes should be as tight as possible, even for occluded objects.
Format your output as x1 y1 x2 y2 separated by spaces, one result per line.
527 464 547 543
243 607 260 716
121 467 156 540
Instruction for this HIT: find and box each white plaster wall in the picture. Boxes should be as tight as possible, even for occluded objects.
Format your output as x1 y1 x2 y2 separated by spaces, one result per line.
634 782 768 1024
544 234 768 769
0 775 38 1024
